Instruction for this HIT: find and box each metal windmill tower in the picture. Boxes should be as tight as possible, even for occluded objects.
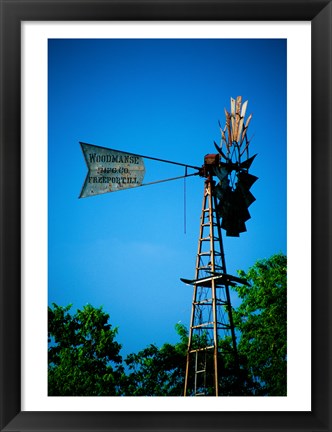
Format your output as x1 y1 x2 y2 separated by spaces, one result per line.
181 96 257 396
79 96 257 397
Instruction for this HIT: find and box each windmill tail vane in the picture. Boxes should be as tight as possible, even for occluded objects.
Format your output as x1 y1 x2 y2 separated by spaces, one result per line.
79 96 257 237
79 141 201 198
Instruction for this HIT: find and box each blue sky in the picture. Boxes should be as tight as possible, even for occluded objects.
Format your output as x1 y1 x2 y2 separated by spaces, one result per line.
48 38 286 358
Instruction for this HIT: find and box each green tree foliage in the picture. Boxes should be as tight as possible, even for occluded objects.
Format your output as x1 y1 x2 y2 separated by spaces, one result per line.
122 323 188 396
48 303 123 396
47 253 287 396
217 336 259 396
233 253 287 395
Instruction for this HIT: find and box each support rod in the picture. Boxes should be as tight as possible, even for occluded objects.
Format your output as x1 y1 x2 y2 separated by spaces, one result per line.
141 172 199 187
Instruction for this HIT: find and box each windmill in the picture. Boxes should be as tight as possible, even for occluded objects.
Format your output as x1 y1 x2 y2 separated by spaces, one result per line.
79 96 257 397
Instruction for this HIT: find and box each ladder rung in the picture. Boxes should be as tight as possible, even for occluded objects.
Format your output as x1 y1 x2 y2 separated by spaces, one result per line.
194 298 212 305
189 345 214 353
192 322 213 329
192 325 231 330
202 223 217 227
197 266 224 270
198 251 221 256
194 300 228 306
194 301 212 306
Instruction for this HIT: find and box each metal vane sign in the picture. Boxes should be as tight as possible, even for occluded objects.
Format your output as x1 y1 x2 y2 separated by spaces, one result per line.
79 142 145 198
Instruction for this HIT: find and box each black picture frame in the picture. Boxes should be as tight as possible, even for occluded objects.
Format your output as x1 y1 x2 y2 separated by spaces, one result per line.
0 1 331 431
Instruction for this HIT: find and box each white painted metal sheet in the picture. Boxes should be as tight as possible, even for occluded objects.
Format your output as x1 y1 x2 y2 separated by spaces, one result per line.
79 142 145 198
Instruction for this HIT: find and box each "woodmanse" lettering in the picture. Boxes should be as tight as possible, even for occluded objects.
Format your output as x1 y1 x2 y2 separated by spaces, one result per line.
88 153 140 165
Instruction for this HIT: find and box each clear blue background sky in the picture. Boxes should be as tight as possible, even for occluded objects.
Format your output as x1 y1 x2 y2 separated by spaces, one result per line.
48 38 286 358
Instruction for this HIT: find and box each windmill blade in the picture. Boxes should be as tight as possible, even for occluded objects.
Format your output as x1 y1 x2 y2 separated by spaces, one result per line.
241 113 253 145
217 121 228 148
221 206 247 236
214 141 228 161
230 97 236 116
223 211 248 236
225 109 232 147
240 134 250 157
214 184 223 201
218 119 225 135
240 190 256 208
215 166 257 237
215 181 232 204
221 131 227 146
235 96 242 114
240 99 248 119
217 189 248 237
233 96 242 143
230 98 236 141
239 154 257 170
237 99 248 143
227 224 247 237
218 121 227 142
237 170 258 189
213 165 229 182
236 171 258 209
204 97 257 238
232 188 251 221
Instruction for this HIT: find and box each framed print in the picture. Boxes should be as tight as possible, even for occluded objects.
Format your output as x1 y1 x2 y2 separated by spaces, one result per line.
0 1 331 431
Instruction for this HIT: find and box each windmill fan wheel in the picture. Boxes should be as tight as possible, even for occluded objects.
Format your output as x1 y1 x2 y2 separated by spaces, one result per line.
208 96 258 237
